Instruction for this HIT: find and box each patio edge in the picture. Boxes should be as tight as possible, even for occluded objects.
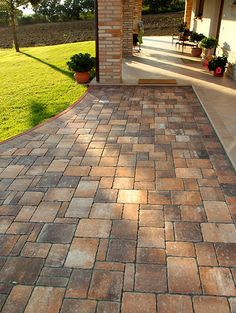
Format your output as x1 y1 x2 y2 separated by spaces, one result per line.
193 85 236 171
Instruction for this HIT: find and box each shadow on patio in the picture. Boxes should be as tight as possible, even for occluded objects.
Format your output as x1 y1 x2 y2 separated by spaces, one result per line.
123 36 236 170
0 85 235 312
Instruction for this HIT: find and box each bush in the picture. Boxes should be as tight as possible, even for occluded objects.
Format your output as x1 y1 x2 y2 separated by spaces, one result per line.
143 0 185 14
190 32 205 43
67 53 95 72
200 36 218 49
17 14 49 25
0 11 9 26
208 55 228 71
177 21 187 32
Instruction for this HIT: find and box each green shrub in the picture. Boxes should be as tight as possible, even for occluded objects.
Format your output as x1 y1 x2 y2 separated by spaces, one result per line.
177 21 187 32
208 55 228 71
67 53 95 72
200 36 218 49
190 32 205 43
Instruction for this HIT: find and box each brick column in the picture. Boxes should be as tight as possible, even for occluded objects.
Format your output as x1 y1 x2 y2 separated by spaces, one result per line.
97 0 123 83
133 0 142 31
123 0 134 57
184 0 192 29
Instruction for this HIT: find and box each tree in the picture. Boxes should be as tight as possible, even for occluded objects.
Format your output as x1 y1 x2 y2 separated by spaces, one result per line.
33 0 94 22
0 0 40 51
143 0 170 14
143 0 184 14
33 0 62 22
61 0 81 21
80 0 94 13
0 9 9 26
62 0 94 20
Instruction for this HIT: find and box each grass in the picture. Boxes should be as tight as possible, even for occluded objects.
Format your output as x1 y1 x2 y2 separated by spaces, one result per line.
0 41 95 142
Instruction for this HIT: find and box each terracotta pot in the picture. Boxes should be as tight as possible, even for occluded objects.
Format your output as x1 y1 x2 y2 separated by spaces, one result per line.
202 59 209 67
74 72 90 84
191 47 202 57
213 68 224 77
202 48 212 67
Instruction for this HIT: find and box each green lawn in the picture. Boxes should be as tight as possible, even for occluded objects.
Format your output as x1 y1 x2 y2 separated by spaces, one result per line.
0 41 95 142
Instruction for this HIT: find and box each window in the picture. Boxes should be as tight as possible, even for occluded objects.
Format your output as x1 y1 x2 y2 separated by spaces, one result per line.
196 0 205 18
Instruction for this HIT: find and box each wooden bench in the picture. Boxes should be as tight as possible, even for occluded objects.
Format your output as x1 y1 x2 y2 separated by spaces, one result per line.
175 40 198 54
172 33 179 45
172 33 198 54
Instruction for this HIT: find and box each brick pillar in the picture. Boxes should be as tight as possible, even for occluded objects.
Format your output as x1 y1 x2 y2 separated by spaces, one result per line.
97 0 123 83
133 0 142 31
184 0 192 29
123 0 134 57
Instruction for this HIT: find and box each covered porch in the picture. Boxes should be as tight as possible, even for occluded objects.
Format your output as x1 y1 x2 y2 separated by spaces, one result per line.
95 33 236 169
95 0 236 169
95 0 192 84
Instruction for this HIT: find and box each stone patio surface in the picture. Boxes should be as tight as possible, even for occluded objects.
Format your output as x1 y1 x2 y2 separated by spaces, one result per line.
0 86 235 312
123 36 236 170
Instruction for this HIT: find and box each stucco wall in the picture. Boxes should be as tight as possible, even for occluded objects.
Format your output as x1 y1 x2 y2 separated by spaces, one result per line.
217 0 236 79
219 0 236 52
191 0 221 36
190 0 236 80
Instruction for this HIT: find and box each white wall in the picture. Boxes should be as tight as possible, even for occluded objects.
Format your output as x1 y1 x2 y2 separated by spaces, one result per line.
191 0 221 36
190 0 236 79
219 0 236 51
218 0 236 79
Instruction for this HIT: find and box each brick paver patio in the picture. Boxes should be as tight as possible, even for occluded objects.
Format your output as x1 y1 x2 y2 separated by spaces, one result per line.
0 86 235 312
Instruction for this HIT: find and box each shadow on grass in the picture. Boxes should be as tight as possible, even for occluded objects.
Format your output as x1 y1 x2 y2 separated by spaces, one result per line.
21 52 74 80
30 100 69 128
30 100 52 127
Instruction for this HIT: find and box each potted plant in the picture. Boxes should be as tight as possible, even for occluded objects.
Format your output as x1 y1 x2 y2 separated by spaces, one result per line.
190 32 205 57
177 22 190 40
67 53 95 84
178 22 188 33
208 55 228 77
200 36 218 66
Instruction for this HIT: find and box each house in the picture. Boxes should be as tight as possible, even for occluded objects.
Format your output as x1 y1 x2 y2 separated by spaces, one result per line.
95 0 236 83
186 0 236 80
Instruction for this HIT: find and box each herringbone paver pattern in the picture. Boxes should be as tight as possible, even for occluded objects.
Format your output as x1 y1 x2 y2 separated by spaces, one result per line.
0 86 235 312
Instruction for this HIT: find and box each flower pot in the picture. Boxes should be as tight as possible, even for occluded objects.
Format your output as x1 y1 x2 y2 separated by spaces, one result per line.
202 48 213 66
202 59 209 67
74 72 90 84
191 47 202 57
213 67 225 77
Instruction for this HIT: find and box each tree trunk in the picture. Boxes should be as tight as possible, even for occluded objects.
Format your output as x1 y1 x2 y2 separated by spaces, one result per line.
10 11 20 52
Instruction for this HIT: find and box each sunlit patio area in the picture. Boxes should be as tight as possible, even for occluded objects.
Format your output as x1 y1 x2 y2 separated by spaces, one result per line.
0 83 236 312
123 36 236 169
1 0 236 308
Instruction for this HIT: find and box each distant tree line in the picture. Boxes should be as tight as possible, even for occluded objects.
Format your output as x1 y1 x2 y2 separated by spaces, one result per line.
0 0 185 27
0 0 94 52
0 0 184 52
33 0 94 22
0 0 41 50
0 0 94 26
143 0 185 14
